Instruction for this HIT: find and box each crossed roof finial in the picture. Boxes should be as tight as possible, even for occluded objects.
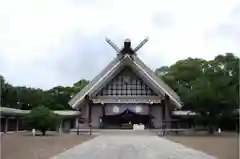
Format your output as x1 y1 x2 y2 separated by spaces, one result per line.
105 37 149 57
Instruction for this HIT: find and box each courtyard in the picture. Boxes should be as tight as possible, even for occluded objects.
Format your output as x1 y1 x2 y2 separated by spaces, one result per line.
0 131 239 159
0 132 93 159
166 132 239 159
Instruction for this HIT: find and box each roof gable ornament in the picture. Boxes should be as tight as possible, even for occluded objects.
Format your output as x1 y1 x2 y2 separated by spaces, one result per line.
105 37 149 60
68 38 182 109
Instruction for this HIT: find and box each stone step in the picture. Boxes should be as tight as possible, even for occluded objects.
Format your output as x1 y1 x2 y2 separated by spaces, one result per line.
70 129 157 136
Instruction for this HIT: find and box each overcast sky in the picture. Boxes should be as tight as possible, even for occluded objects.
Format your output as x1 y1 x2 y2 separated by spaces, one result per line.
0 0 239 90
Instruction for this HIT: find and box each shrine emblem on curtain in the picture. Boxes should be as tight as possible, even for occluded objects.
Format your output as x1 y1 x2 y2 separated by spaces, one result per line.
105 104 149 115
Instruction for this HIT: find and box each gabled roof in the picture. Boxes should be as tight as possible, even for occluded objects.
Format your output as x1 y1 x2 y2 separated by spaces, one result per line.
0 107 80 116
69 54 182 109
0 107 27 115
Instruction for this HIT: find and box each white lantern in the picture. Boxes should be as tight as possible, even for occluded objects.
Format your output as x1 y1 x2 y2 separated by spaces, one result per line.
135 106 142 113
113 106 119 113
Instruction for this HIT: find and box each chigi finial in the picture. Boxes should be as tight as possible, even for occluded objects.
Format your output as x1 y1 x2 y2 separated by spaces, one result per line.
105 37 149 59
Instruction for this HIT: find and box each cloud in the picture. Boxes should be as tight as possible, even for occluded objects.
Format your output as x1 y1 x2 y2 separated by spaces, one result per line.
205 6 240 55
152 12 175 29
0 0 240 89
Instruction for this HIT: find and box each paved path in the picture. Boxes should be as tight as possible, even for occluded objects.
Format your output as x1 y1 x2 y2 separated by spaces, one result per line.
51 135 218 159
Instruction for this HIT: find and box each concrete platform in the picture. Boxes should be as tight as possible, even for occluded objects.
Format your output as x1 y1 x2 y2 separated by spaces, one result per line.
51 135 218 159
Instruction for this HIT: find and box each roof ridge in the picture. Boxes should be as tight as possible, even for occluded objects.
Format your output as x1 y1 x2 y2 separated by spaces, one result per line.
69 55 124 106
69 54 182 108
134 56 180 101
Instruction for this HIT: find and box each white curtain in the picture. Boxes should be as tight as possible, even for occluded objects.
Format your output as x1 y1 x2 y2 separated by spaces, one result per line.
105 104 149 115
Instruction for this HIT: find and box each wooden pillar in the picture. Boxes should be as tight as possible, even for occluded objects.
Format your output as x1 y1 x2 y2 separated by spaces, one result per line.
88 104 92 129
4 117 8 133
75 107 81 135
76 117 80 135
87 102 92 125
59 119 63 133
75 117 78 129
161 100 165 127
85 95 92 135
164 95 171 129
88 104 92 134
148 104 152 128
85 103 89 127
102 104 105 117
101 104 105 128
16 118 19 132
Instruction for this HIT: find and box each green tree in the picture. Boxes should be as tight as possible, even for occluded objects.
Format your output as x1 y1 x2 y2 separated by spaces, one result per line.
156 53 239 133
73 79 89 93
1 78 89 110
23 105 60 135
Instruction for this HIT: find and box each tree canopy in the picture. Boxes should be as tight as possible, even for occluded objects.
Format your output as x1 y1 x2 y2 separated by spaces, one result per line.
1 53 239 117
23 105 60 135
155 53 239 132
0 78 89 110
156 53 238 112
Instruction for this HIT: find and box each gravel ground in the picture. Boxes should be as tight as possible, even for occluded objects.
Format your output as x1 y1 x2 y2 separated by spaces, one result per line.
0 132 93 159
166 133 239 159
1 131 238 159
51 135 217 159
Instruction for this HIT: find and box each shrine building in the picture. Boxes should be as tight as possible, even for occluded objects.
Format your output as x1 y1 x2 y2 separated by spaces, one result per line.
69 39 182 129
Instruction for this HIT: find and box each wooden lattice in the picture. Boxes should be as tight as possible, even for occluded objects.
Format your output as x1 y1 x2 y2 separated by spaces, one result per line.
96 67 157 96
